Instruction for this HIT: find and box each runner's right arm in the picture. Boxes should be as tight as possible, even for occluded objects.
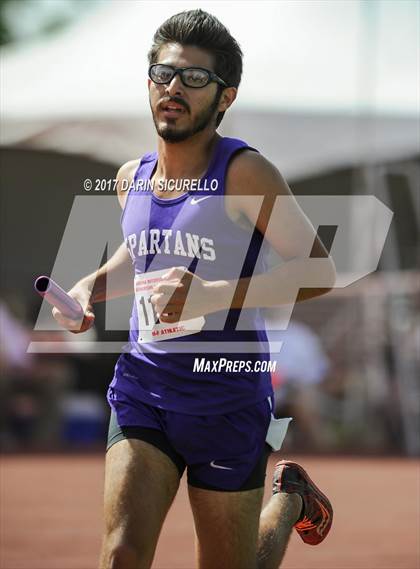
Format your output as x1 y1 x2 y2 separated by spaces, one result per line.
52 160 139 333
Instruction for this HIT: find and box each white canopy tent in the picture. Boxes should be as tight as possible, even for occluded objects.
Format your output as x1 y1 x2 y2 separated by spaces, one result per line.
1 0 418 178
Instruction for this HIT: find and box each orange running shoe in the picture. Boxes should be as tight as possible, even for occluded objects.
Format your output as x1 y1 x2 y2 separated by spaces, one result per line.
272 460 333 545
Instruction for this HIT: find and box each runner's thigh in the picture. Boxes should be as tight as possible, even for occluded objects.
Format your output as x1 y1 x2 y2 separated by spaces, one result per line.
100 438 181 569
188 485 265 569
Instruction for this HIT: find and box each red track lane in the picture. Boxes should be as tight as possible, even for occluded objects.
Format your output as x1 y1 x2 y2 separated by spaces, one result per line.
1 455 419 569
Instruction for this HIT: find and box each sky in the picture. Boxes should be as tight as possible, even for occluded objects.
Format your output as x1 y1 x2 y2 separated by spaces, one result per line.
1 0 418 119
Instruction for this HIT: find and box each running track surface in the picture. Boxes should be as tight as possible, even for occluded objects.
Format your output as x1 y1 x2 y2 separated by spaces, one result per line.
1 454 419 569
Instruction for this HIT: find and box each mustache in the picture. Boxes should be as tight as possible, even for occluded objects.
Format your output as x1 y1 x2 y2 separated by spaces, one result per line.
159 96 190 113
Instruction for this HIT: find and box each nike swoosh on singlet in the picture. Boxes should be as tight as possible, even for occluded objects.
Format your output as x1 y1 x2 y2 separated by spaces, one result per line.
190 196 212 205
210 460 234 470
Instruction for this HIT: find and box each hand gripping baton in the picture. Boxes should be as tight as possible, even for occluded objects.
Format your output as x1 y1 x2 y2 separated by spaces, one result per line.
34 276 84 320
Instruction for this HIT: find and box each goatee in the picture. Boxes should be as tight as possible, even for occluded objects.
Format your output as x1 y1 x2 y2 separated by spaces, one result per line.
152 90 221 143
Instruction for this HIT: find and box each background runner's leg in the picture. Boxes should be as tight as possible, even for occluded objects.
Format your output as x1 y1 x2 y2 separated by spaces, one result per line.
99 439 181 569
257 493 302 569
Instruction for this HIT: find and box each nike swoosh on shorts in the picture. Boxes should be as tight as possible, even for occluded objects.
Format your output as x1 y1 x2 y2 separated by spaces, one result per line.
210 460 234 470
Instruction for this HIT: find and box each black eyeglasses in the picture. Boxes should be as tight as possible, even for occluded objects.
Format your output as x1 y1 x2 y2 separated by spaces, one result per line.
149 64 227 89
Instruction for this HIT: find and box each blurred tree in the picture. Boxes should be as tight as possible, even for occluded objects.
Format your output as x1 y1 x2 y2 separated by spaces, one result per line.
0 0 14 45
0 0 102 46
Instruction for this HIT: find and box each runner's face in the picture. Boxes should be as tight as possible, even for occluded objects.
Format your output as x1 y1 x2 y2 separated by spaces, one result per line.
149 44 222 142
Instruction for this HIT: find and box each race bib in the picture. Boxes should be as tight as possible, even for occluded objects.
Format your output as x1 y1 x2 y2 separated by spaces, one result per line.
134 268 205 343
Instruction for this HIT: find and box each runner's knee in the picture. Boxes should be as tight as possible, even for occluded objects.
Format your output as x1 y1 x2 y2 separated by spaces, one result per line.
101 537 153 569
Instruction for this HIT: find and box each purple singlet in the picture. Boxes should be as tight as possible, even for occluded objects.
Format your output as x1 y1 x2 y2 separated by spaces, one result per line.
108 136 274 415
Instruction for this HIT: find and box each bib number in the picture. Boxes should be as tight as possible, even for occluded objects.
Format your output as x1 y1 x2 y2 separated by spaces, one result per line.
137 294 159 328
134 268 205 343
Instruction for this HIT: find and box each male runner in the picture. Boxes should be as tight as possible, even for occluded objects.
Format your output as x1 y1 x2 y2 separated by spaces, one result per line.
53 10 335 569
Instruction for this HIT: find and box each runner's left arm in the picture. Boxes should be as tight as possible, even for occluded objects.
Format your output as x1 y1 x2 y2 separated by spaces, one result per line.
212 150 336 310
